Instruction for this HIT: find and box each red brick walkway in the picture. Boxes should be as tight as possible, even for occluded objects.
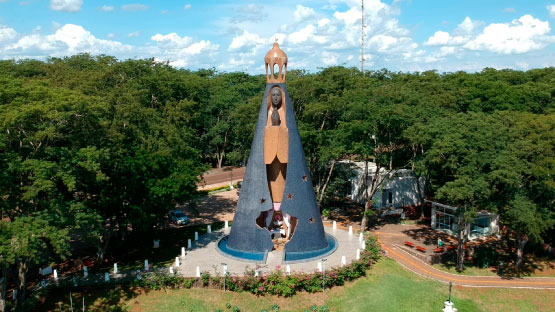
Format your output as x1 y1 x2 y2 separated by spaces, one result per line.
375 229 555 289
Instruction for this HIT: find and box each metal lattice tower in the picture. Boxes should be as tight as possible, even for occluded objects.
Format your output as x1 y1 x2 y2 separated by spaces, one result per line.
361 0 366 74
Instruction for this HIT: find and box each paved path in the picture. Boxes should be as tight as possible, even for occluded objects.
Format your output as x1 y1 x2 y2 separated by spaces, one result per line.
177 226 363 277
198 167 245 190
375 230 555 289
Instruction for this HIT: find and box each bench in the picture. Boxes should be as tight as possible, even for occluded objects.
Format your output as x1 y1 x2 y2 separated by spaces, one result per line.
433 247 445 253
404 241 415 247
415 246 426 252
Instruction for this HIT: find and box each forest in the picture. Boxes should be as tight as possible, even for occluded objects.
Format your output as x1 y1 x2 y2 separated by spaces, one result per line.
0 54 553 306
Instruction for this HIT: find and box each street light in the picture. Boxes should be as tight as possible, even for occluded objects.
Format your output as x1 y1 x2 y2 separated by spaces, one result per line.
321 258 327 292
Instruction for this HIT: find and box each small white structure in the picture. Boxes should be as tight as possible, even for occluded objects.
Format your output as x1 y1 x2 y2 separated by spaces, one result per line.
443 301 458 312
428 200 499 240
347 162 425 209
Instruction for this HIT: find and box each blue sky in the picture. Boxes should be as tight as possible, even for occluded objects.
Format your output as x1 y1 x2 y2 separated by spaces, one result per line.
0 0 554 73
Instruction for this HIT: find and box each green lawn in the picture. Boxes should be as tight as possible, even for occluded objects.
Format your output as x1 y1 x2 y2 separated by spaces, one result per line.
40 258 555 312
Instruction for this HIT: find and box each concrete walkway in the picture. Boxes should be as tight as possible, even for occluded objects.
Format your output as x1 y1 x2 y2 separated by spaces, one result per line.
375 230 555 289
177 226 363 277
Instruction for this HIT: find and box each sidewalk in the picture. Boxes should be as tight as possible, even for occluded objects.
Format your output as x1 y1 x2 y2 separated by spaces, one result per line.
375 230 555 289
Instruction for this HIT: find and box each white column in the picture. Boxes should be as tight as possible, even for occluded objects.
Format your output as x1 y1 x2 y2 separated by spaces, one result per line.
443 301 458 312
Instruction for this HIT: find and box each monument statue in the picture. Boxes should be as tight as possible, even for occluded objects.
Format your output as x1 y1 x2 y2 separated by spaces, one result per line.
226 42 328 258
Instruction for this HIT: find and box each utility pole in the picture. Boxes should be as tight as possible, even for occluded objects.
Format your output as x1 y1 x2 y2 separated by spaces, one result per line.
361 0 365 74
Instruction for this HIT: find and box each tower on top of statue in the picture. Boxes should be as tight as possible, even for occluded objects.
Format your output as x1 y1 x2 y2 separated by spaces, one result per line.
265 42 287 83
225 42 329 261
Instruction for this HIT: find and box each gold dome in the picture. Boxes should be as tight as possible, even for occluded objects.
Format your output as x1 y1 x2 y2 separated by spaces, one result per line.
265 42 288 83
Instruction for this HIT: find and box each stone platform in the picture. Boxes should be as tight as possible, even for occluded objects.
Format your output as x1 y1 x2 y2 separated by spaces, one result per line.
177 226 363 276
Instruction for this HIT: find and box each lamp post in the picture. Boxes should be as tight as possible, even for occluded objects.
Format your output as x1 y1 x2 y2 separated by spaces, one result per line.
322 258 327 292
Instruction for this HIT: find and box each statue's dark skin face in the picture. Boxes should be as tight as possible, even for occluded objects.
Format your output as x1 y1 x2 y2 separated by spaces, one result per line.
271 88 282 108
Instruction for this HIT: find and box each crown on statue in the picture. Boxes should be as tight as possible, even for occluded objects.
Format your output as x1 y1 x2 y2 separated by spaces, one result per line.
265 42 288 83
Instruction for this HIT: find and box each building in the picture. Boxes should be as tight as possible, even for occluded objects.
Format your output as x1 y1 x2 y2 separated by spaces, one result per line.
347 161 425 210
428 200 499 240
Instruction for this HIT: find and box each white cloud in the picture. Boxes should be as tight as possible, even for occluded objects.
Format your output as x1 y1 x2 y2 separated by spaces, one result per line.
0 26 17 43
50 0 82 13
294 5 316 22
183 4 191 11
454 17 483 35
228 30 265 52
152 33 193 47
321 51 338 65
128 31 140 38
424 31 468 46
121 4 149 12
464 15 554 54
548 5 555 18
100 5 114 12
289 25 315 44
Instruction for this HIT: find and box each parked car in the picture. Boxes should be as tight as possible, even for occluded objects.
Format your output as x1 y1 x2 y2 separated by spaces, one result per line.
169 210 189 225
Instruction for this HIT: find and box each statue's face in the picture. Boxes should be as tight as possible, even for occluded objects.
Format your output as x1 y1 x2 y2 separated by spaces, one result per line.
271 88 282 107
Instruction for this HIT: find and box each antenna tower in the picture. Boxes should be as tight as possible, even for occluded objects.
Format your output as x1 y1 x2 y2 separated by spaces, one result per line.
361 0 365 74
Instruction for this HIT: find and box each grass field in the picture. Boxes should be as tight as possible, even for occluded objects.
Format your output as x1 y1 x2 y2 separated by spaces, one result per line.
41 258 555 312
